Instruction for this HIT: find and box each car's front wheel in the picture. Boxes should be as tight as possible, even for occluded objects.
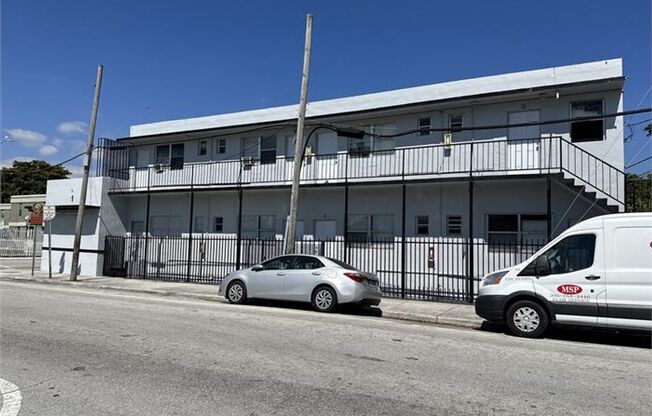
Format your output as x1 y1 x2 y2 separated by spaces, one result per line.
226 281 247 304
506 300 549 338
312 286 337 313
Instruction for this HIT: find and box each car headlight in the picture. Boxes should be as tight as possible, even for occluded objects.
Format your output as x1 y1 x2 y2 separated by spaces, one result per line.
483 270 508 285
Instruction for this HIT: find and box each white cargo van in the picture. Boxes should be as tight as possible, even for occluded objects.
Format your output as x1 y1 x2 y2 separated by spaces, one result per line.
475 213 652 337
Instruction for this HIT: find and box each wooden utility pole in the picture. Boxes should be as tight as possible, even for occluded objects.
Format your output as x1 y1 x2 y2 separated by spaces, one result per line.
70 65 103 281
285 14 313 254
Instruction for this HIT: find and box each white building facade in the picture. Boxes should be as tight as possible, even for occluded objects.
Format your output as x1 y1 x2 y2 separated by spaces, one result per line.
42 59 627 300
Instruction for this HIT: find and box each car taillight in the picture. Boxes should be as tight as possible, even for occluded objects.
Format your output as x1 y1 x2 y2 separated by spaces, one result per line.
344 272 365 283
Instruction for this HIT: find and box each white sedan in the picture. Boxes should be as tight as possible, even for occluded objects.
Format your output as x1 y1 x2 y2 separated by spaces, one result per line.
218 255 382 312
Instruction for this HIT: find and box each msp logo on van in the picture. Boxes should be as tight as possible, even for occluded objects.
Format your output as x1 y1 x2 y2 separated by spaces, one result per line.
557 284 583 295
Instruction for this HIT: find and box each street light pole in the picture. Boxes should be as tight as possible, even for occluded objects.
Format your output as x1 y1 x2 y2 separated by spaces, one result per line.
285 14 313 254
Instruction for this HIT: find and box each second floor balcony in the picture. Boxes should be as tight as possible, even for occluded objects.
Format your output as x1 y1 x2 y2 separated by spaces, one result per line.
106 136 625 206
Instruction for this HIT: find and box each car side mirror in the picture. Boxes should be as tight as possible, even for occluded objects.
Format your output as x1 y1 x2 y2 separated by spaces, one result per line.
252 264 264 272
533 255 551 276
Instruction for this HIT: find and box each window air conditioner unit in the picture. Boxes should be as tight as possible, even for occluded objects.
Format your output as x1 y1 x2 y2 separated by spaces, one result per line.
154 164 164 173
241 156 255 166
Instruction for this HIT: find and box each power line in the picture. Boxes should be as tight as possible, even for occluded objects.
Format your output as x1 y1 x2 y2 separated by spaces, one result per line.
626 155 652 170
366 108 651 138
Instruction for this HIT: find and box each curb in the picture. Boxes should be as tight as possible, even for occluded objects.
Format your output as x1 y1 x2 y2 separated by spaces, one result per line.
3 276 482 329
4 276 221 303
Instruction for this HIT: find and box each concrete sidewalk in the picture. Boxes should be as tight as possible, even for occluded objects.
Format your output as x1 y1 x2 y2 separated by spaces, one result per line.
0 264 483 329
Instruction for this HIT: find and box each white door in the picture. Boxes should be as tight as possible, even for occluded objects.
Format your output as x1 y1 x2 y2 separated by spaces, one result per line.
316 132 339 181
508 111 540 171
314 220 337 240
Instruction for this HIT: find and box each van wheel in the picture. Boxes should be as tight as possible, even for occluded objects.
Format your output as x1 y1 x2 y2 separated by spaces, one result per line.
506 300 548 338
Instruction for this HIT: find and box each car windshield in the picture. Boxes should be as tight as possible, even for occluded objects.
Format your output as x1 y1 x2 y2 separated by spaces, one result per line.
326 257 357 270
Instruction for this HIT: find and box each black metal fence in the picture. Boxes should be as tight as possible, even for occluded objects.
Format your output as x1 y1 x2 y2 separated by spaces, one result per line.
103 235 544 303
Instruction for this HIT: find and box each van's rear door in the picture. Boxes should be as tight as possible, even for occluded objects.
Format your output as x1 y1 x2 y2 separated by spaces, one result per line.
532 230 605 325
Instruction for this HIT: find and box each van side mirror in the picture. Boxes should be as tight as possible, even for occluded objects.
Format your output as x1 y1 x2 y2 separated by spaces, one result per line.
533 255 551 276
252 264 264 272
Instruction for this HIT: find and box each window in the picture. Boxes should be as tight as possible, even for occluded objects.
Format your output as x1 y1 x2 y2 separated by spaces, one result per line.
260 135 277 164
347 135 394 156
541 234 596 274
285 135 295 159
348 136 371 157
150 215 182 237
570 100 603 142
449 113 463 133
326 257 357 270
155 145 170 165
347 214 394 242
488 214 518 244
292 256 324 270
241 136 277 163
416 215 429 235
487 214 547 245
193 216 205 233
198 140 207 156
418 117 431 136
217 139 226 154
242 215 275 239
213 216 224 233
261 256 293 270
447 215 462 235
242 137 258 159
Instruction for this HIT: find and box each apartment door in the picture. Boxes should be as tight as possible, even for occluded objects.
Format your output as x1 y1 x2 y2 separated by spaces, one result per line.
508 111 540 172
316 132 339 180
315 220 337 240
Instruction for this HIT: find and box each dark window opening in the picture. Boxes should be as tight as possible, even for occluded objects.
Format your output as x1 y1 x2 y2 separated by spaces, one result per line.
418 117 431 136
416 215 429 235
447 215 462 235
570 100 603 142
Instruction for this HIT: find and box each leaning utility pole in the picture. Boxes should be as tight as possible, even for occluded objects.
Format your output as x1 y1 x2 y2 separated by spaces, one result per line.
285 14 313 254
70 65 103 281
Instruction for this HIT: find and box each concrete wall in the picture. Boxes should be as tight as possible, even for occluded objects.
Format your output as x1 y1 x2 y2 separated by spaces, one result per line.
40 177 125 276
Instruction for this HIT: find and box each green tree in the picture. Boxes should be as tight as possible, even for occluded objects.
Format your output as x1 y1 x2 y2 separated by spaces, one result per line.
0 160 71 202
625 172 652 212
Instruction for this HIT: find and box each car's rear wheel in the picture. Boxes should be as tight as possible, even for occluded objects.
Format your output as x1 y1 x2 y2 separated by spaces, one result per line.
226 281 247 304
312 286 337 313
506 300 548 338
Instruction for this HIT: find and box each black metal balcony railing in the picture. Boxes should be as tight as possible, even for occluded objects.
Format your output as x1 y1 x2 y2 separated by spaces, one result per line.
105 136 625 206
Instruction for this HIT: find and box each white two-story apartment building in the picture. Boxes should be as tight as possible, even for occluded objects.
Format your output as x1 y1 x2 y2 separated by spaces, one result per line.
42 59 626 301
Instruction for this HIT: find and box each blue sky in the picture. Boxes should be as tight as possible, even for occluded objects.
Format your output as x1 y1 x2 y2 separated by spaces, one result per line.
2 0 651 174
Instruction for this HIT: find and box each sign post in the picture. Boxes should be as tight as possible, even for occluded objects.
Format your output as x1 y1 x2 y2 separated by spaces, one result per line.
43 205 56 279
30 203 44 276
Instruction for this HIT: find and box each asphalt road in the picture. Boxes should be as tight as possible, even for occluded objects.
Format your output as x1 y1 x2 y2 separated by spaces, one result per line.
1 280 650 416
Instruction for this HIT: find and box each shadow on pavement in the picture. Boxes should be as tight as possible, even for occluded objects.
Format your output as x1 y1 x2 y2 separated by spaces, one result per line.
246 298 383 318
479 321 651 349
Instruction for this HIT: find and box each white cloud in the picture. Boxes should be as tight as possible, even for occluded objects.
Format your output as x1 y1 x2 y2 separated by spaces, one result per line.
52 138 64 147
39 145 59 156
4 128 47 147
57 121 87 135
